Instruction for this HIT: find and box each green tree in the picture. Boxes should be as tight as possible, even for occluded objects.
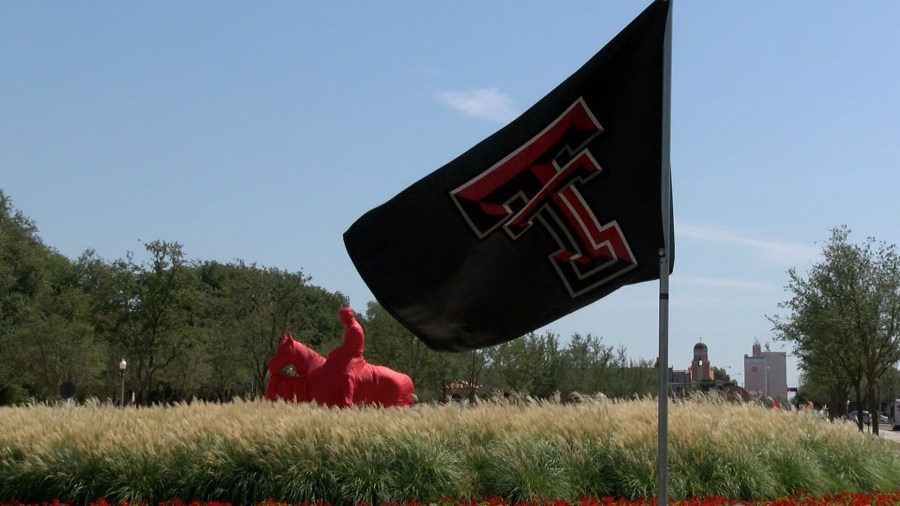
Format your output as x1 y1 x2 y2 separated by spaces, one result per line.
10 257 106 401
0 190 43 397
0 191 105 402
712 366 733 385
483 331 563 398
0 191 36 336
772 226 900 434
87 241 201 404
797 349 853 420
195 260 347 401
559 333 615 395
604 345 656 398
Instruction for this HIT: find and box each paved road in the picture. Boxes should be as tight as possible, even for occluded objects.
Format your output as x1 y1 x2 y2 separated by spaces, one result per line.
836 419 900 442
877 426 900 443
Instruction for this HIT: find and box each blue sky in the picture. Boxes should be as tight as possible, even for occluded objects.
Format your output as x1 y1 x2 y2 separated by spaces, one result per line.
3 2 899 391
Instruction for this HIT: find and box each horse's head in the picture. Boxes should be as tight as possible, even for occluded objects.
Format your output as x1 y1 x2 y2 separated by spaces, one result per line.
267 332 326 378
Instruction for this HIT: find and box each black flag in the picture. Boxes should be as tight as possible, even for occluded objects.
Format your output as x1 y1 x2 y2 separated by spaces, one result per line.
344 1 673 352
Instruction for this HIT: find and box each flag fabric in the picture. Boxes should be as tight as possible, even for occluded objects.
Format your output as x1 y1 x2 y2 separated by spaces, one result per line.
344 1 673 352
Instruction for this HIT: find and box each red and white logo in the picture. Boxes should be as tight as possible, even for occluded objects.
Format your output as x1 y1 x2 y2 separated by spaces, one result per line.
450 98 638 298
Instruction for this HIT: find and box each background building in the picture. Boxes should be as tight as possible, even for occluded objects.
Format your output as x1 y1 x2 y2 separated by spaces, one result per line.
691 342 713 383
668 341 715 397
743 341 787 401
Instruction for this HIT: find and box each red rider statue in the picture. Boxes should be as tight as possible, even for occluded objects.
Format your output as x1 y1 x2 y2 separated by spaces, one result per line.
267 305 415 407
316 306 367 407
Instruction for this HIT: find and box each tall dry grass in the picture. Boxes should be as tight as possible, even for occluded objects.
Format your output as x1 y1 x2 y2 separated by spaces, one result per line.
0 395 897 505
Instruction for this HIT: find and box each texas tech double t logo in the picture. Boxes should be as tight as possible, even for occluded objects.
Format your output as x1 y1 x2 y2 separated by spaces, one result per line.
450 98 638 298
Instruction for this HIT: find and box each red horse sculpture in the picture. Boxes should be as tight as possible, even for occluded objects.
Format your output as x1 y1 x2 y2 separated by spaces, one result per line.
265 307 415 407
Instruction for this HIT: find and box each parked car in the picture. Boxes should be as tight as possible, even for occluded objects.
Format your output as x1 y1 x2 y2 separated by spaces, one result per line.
850 410 869 424
849 410 889 425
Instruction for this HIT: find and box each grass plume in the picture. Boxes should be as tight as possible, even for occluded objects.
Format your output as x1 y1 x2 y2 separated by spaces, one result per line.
0 395 897 505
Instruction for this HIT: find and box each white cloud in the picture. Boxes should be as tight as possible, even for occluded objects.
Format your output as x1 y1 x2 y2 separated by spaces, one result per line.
677 223 820 265
435 88 518 123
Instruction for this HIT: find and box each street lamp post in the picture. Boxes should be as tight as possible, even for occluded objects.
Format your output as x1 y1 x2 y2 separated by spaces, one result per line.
118 359 127 407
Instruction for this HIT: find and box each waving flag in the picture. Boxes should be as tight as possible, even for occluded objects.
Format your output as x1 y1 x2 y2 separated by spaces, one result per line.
344 1 673 352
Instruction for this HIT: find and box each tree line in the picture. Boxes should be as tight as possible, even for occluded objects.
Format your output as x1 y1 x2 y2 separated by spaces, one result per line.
7 187 899 422
0 189 658 405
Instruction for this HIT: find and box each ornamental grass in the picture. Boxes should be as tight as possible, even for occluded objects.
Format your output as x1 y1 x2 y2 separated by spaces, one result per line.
0 396 897 506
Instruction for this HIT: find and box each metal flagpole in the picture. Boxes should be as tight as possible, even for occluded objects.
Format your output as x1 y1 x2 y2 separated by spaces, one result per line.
657 1 673 505
657 254 670 506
